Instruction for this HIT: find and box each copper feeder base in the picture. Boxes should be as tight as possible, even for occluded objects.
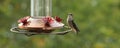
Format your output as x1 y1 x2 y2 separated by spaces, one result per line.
10 16 71 36
10 27 71 36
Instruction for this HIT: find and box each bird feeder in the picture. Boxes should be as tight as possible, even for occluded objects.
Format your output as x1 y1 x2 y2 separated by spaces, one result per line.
10 0 79 36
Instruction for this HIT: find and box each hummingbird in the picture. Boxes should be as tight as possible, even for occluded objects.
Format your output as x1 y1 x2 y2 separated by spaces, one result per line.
67 13 80 34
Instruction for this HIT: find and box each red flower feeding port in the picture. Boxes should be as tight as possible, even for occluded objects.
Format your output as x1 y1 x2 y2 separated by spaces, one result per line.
10 0 80 36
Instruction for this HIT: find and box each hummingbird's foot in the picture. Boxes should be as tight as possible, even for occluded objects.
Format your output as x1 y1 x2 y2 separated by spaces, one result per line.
63 26 71 29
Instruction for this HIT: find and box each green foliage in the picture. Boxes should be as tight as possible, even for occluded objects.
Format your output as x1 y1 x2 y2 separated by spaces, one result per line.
0 0 120 48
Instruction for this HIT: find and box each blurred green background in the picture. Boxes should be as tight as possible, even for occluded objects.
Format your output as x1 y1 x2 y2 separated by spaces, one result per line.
0 0 120 48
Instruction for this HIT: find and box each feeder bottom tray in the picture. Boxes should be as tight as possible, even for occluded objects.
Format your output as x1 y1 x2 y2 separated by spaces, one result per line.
11 27 71 36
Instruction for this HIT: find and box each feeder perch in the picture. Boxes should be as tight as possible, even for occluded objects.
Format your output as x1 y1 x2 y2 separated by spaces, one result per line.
10 0 79 36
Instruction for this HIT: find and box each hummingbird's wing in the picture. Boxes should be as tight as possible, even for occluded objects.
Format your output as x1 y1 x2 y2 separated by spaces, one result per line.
68 20 80 33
